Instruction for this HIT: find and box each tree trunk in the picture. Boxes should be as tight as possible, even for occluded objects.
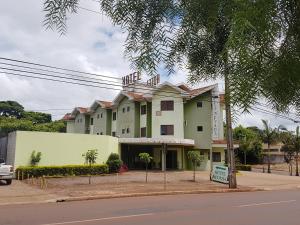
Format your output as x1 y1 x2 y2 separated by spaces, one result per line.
267 143 271 173
193 162 196 182
244 150 247 165
224 73 237 189
146 164 148 183
290 163 293 176
296 152 299 176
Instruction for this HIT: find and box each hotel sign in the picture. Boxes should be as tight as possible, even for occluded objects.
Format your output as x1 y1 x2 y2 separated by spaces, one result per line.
211 165 229 184
146 74 160 87
122 72 141 86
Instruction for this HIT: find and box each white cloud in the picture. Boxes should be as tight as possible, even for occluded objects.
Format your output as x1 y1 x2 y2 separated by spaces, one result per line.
0 0 298 130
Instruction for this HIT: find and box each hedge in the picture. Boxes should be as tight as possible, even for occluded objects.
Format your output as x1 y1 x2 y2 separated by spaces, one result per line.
224 164 252 171
235 164 252 171
15 164 109 180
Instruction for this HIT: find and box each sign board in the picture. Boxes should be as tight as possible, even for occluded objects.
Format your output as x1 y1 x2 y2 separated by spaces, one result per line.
146 74 160 86
211 165 228 184
122 72 141 86
211 86 221 140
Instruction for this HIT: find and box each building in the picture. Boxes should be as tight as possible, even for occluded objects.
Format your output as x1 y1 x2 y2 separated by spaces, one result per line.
262 143 285 164
64 81 230 171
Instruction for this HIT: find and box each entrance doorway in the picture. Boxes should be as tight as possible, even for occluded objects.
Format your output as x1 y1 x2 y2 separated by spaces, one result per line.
166 150 177 169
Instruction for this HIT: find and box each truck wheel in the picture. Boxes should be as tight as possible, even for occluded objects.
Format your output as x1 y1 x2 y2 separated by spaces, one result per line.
5 179 12 185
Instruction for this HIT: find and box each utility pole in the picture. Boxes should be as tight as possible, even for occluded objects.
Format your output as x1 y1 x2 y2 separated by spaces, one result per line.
224 72 237 188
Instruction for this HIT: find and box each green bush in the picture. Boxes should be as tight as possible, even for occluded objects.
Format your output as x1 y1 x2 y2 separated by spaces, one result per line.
236 164 252 171
15 164 109 179
106 153 123 173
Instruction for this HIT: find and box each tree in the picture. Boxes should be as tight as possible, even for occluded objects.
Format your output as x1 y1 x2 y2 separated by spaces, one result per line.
281 143 295 176
30 151 42 166
43 0 300 188
233 125 263 164
0 101 24 118
106 153 123 173
139 152 152 183
187 151 202 182
293 126 300 176
22 111 52 124
261 120 278 173
82 149 98 184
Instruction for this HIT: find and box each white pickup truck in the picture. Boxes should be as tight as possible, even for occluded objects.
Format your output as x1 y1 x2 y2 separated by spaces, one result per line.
0 159 13 185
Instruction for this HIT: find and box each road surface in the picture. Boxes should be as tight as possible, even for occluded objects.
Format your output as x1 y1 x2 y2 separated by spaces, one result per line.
1 189 300 225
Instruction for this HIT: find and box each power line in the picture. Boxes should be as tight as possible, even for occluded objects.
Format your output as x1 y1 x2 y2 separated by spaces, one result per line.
0 57 122 80
1 59 299 123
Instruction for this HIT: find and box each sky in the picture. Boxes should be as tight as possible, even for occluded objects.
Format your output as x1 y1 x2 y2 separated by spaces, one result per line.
0 0 298 131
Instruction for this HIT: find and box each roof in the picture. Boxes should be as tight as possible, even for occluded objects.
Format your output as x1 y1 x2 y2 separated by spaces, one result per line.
183 84 217 98
90 100 112 110
125 92 145 101
71 107 89 117
61 113 74 121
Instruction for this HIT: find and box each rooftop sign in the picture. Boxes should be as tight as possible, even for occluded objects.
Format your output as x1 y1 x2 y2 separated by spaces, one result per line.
146 74 160 87
122 72 141 86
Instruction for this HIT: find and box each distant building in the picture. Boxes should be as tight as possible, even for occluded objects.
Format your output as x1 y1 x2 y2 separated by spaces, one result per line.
63 81 233 171
262 143 285 164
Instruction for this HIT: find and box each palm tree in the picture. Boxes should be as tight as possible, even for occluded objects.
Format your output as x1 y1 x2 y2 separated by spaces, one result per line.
261 120 278 173
294 126 300 176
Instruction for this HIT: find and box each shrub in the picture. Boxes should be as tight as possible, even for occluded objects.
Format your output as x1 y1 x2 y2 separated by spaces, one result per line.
236 164 252 171
106 153 123 173
15 164 109 179
30 151 42 166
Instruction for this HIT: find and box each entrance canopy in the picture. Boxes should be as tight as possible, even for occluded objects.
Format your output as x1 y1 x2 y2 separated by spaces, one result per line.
119 137 195 146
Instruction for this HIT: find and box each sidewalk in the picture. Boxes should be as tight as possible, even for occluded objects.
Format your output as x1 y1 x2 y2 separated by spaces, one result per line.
0 180 60 205
2 171 300 205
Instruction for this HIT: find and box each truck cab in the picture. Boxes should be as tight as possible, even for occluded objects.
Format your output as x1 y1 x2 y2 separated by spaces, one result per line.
0 159 13 185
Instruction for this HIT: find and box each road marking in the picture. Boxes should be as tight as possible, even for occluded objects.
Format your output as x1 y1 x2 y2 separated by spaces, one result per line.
39 213 154 225
237 200 296 208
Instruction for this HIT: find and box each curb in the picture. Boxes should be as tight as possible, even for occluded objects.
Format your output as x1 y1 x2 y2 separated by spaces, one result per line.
56 188 264 203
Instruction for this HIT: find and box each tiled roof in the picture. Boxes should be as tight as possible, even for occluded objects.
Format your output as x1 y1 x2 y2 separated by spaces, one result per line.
97 101 112 108
125 92 145 101
62 113 74 121
77 107 89 114
188 85 216 97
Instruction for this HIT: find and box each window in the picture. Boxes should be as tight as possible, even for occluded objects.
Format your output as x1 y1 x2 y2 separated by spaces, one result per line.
212 152 221 162
197 126 203 132
100 132 103 135
160 125 174 135
126 128 130 133
197 101 203 108
113 112 117 120
161 100 174 111
141 105 147 115
122 107 125 113
112 132 116 137
122 129 125 134
97 114 100 119
100 113 103 118
127 106 130 112
141 127 146 137
90 118 94 125
96 133 99 135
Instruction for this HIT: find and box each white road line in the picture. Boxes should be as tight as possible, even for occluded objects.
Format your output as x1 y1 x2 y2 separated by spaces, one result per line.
39 213 154 225
237 200 296 208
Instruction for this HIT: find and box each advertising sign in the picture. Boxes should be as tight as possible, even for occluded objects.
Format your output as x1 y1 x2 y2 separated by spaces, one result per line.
122 71 141 86
211 165 229 184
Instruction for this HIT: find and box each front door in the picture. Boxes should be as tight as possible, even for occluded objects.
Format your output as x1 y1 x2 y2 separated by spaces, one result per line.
166 150 177 169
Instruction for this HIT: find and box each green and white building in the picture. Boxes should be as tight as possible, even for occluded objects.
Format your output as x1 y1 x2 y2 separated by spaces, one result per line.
64 82 230 171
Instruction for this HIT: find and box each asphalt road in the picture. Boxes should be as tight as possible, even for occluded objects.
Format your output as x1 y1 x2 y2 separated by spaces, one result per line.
1 190 300 225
